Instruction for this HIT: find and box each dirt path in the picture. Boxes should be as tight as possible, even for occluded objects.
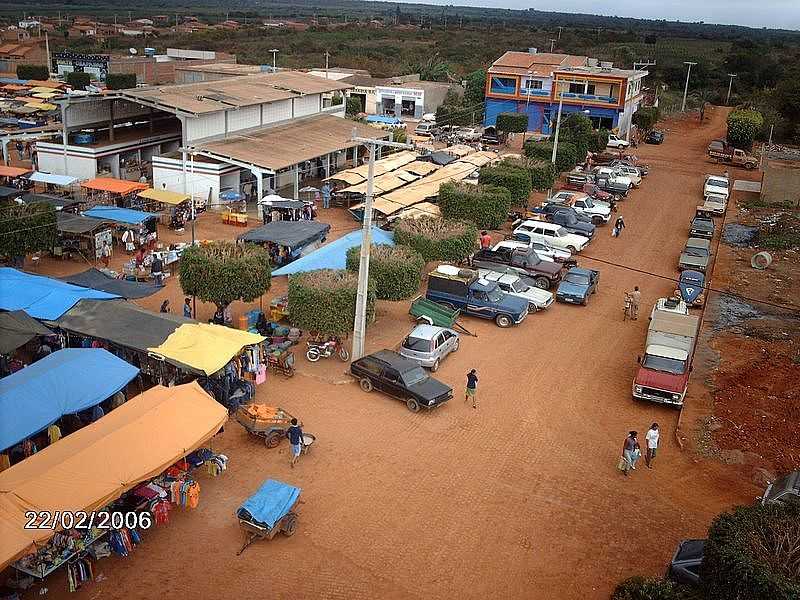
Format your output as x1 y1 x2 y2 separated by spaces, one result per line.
36 108 757 600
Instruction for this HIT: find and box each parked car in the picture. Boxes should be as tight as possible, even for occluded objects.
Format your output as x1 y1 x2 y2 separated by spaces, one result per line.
608 164 643 186
468 243 563 289
498 238 577 267
761 470 800 505
675 270 705 307
421 113 436 122
546 191 611 225
689 216 715 239
463 169 480 185
477 269 554 312
650 297 689 319
611 157 649 176
547 208 596 239
707 140 758 169
513 219 590 253
703 174 730 202
399 324 459 372
481 126 501 145
697 193 727 217
556 267 599 305
646 130 665 144
594 174 631 197
594 166 637 188
666 539 705 586
532 200 593 225
426 265 529 327
679 237 712 272
606 133 630 149
414 121 437 137
582 182 618 204
457 126 483 142
350 350 453 412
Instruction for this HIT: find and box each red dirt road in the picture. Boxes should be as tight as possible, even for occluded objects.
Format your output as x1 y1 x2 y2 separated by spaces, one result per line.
36 109 757 599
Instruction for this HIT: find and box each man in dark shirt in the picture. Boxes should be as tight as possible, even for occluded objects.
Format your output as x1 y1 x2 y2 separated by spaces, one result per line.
286 418 304 468
465 369 478 409
151 255 164 286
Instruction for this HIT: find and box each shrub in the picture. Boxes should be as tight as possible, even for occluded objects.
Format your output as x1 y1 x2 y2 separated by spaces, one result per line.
496 111 528 134
559 113 593 159
524 139 580 171
0 202 56 262
528 161 557 190
589 129 610 153
105 73 137 90
524 140 555 162
346 96 362 116
331 91 344 106
66 71 92 90
477 163 532 204
393 216 477 262
632 106 661 133
439 182 512 229
701 498 800 600
179 241 271 308
726 109 764 149
288 269 375 335
17 65 49 80
345 244 423 300
611 577 683 600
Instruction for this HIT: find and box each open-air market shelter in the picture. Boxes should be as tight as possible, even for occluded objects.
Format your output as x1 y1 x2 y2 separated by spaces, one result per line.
0 382 227 570
0 268 118 320
0 348 140 452
0 310 52 354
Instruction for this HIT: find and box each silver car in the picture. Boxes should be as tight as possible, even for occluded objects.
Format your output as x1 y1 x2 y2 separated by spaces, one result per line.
399 324 460 372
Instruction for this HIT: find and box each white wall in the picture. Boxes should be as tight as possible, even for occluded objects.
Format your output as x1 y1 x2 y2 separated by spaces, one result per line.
184 112 226 142
293 94 321 118
66 99 151 129
227 105 260 132
37 149 97 179
262 99 292 125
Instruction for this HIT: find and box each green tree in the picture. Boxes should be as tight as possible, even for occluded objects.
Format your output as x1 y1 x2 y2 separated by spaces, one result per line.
496 112 528 134
439 182 513 229
611 576 683 600
105 73 137 90
726 109 764 149
66 71 92 90
346 96 362 116
632 107 661 133
393 216 477 262
412 52 451 82
477 164 531 204
345 244 423 300
288 269 375 335
0 203 57 264
774 69 800 125
179 241 271 309
16 65 49 80
463 69 486 106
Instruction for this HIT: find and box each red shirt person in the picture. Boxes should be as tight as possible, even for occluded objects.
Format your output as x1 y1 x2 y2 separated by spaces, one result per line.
479 231 492 249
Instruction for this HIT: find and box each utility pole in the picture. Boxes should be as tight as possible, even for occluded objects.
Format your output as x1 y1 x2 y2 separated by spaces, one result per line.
557 26 563 40
45 32 51 74
270 48 279 71
522 69 533 146
726 73 737 106
324 50 330 78
350 132 413 361
550 38 556 52
681 61 697 112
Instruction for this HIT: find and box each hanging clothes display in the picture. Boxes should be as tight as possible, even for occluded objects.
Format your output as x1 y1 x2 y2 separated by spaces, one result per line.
206 453 229 477
66 557 94 592
47 424 62 445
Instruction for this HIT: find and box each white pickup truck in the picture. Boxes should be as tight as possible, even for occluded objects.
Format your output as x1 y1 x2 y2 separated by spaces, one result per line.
545 191 612 224
606 133 630 149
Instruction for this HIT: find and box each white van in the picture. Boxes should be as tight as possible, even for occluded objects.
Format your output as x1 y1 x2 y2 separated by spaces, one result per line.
414 121 437 137
512 219 590 253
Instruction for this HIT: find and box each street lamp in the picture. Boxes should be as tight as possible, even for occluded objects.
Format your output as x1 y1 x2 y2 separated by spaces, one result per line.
269 48 279 71
548 80 590 197
522 69 533 145
726 73 737 106
680 61 697 112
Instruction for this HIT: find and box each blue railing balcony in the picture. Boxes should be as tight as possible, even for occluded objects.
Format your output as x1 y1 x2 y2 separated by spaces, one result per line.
521 88 551 97
560 92 618 104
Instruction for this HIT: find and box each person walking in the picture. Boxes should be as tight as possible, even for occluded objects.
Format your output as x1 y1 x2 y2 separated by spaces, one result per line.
100 241 111 268
645 423 660 469
465 369 478 409
160 300 170 313
286 418 304 468
620 431 641 476
183 297 193 319
151 254 164 287
15 141 24 161
613 215 625 238
479 231 492 249
630 286 641 320
321 182 331 209
122 229 136 254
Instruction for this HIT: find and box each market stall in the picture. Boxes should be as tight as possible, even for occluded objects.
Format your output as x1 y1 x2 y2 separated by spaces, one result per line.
258 195 313 223
0 310 51 356
239 221 330 267
58 268 160 299
0 165 31 186
136 188 193 230
0 348 140 457
80 178 148 209
82 206 160 250
24 193 83 213
55 212 113 261
0 382 228 588
24 172 79 196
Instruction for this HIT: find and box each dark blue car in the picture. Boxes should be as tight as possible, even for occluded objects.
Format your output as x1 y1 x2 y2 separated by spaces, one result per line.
556 267 600 305
677 270 705 306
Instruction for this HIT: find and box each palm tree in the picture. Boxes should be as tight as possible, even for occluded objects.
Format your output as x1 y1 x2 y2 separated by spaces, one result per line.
690 89 715 122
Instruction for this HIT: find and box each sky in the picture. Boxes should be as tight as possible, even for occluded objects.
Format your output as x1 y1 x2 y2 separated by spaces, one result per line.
408 0 800 30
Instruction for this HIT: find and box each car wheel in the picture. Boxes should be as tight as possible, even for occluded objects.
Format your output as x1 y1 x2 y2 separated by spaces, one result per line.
406 398 421 413
281 513 298 537
264 432 282 449
430 359 440 373
359 378 373 392
592 216 604 226
567 246 577 254
495 314 513 328
581 297 588 306
451 338 460 352
533 277 550 290
338 347 350 362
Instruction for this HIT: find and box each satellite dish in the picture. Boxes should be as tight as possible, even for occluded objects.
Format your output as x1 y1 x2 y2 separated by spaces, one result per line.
129 47 138 55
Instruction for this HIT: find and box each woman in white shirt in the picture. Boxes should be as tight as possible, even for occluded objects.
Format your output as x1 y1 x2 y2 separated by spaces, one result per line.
645 423 659 469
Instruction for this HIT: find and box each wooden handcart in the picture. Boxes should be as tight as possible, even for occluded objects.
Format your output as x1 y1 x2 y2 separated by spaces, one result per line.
236 479 301 555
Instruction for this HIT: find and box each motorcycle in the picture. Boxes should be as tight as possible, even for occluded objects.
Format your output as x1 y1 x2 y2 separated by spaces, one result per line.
306 336 350 362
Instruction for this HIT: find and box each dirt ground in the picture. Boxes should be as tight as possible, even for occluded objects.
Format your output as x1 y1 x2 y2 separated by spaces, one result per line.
21 108 764 600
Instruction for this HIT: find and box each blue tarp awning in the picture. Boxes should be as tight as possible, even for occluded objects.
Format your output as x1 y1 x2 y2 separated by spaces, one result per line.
0 268 119 320
26 172 78 186
366 115 402 125
0 348 139 452
238 479 301 529
83 206 159 225
272 228 394 276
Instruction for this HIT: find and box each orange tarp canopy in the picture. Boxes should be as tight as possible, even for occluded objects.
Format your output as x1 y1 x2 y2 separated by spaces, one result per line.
81 178 148 195
0 166 30 178
0 382 227 570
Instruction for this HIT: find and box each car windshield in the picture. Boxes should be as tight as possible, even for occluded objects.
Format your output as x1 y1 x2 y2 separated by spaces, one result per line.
707 178 727 188
685 247 709 258
402 366 429 387
522 251 541 265
693 219 712 228
564 272 589 285
555 227 569 237
486 288 504 303
642 354 686 374
681 274 704 286
582 196 594 208
510 280 529 293
403 336 430 352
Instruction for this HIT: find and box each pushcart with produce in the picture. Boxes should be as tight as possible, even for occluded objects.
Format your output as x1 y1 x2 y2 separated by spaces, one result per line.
234 404 316 450
267 348 295 377
236 479 301 555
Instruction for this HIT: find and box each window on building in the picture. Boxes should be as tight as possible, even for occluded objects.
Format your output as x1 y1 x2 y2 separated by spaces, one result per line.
568 82 583 94
590 116 615 130
586 84 596 95
490 76 517 95
525 79 543 90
